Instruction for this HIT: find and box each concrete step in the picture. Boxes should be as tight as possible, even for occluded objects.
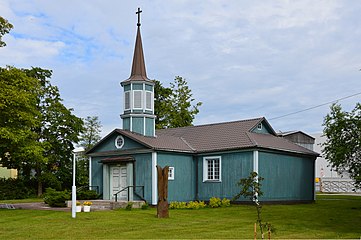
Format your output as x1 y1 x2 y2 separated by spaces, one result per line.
67 200 145 211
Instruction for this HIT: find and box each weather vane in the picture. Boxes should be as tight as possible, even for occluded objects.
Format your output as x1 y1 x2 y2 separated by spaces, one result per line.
136 7 142 27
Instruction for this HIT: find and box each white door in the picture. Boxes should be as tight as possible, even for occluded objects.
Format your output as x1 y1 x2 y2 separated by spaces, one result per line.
111 166 127 200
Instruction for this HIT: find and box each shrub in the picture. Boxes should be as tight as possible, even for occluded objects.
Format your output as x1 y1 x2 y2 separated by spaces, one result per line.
0 178 36 200
141 202 149 210
209 197 222 208
43 188 70 207
125 202 133 211
221 198 231 207
77 189 99 200
170 201 206 210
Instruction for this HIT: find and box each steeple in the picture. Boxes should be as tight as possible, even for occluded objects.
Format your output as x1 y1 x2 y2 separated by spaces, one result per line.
120 8 156 137
123 7 150 82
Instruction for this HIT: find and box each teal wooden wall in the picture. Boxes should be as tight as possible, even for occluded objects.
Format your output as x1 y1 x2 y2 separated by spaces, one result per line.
157 152 195 202
258 151 314 201
133 153 153 202
197 151 253 201
251 122 272 134
91 156 104 196
132 117 144 135
91 133 144 153
145 117 154 136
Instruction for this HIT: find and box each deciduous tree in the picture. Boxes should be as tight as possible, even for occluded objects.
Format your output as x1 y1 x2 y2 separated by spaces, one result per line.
154 76 202 129
0 16 13 47
322 103 361 187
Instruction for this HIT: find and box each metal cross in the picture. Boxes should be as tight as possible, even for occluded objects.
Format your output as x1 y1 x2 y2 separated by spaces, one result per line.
136 7 142 27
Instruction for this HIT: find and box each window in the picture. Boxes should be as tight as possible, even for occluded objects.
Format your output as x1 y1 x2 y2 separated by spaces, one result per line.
115 136 125 149
168 167 174 180
124 91 130 110
133 90 142 109
145 91 152 110
203 156 221 182
257 123 262 130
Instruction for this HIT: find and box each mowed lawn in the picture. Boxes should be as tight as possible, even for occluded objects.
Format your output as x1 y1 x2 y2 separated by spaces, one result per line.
0 195 360 239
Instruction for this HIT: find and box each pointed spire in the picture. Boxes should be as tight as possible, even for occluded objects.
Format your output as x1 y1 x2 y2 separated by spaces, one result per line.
125 8 150 81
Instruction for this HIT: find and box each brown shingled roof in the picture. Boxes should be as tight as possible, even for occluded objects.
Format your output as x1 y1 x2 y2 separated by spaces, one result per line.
114 117 318 156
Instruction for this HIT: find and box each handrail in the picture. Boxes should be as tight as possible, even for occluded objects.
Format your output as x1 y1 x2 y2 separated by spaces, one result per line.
114 185 145 202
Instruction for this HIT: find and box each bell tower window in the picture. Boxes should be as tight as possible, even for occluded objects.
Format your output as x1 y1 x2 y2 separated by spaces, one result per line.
133 90 142 109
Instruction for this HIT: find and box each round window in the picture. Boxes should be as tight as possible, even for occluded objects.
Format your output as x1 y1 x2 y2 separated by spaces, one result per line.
115 136 125 149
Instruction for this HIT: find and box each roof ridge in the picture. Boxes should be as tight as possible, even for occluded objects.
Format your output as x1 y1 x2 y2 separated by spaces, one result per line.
246 131 258 146
157 117 265 132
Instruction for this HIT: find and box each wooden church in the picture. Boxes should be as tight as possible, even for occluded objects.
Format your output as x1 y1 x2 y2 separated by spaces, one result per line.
87 10 319 205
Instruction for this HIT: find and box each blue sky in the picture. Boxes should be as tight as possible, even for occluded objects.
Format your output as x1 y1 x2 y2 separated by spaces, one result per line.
1 1 360 136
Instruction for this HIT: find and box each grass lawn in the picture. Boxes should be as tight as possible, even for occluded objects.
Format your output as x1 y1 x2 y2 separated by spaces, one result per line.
0 196 360 239
0 198 43 204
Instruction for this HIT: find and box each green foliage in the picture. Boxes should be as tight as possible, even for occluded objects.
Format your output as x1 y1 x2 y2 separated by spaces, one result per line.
125 202 133 211
169 200 209 209
0 178 36 200
43 188 70 207
141 202 149 210
0 66 84 196
208 197 230 208
78 116 102 151
322 103 361 187
77 189 100 200
154 76 202 129
234 172 273 239
0 16 13 47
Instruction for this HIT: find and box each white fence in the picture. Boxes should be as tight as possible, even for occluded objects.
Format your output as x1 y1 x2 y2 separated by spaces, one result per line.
320 178 360 193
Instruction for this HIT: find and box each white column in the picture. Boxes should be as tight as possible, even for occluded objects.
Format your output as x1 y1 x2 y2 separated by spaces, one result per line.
151 152 157 205
253 150 259 174
71 152 76 218
88 156 92 188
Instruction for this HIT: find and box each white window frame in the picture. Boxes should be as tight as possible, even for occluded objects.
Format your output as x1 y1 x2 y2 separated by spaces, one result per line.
145 90 153 111
133 90 143 109
257 123 262 130
115 135 125 149
203 156 221 182
168 167 175 180
124 91 131 110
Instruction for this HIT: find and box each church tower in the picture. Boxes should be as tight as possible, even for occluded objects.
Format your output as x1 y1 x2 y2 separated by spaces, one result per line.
120 8 155 137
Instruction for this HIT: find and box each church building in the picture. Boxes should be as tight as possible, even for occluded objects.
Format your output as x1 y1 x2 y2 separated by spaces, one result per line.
86 9 319 205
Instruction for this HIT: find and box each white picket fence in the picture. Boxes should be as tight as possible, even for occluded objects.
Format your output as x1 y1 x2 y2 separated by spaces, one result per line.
320 178 361 193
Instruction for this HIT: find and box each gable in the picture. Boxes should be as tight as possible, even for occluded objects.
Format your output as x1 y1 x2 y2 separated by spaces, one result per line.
87 130 148 154
251 120 275 135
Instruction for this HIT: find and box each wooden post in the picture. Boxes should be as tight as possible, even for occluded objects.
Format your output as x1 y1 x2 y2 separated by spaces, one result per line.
254 222 257 240
157 165 169 218
268 224 271 240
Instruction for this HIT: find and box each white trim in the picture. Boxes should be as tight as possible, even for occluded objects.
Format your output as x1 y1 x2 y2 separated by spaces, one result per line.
168 167 175 180
115 135 125 149
145 90 153 111
203 156 222 182
151 152 157 205
130 116 133 132
143 116 146 135
253 150 259 174
89 156 92 187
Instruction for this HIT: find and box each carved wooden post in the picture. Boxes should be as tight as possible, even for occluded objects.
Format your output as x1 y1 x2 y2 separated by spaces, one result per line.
157 165 169 218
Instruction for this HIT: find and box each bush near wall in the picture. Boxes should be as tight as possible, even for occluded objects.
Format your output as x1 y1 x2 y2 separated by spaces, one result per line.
0 178 36 200
170 197 230 210
77 189 100 200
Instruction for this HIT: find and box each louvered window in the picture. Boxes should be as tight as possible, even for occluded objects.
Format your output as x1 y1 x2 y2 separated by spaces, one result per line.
124 91 130 110
133 90 142 109
145 91 152 110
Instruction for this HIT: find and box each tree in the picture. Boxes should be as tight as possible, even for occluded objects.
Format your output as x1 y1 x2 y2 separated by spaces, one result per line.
0 67 83 195
0 16 13 47
0 66 42 171
154 76 202 129
233 172 273 239
79 116 102 151
322 103 361 187
77 116 102 186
